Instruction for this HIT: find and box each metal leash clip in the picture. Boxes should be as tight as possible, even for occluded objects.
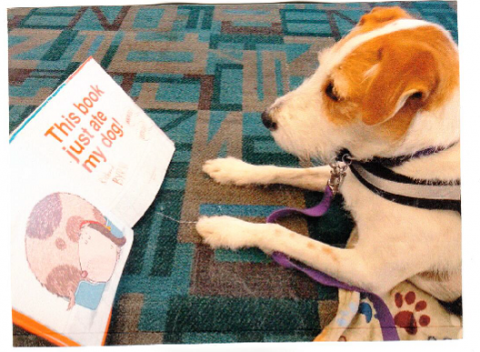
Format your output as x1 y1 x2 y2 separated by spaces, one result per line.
327 162 348 196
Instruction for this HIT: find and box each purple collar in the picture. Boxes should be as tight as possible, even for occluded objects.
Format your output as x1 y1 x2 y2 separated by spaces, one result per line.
336 142 459 168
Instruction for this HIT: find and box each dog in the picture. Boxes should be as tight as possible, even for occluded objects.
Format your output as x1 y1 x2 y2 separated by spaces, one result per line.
196 7 461 306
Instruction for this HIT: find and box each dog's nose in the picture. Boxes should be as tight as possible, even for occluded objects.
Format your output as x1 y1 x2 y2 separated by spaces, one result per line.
261 110 277 131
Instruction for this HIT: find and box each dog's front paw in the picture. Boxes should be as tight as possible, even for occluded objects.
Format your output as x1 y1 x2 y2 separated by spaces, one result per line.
202 157 258 186
196 216 259 250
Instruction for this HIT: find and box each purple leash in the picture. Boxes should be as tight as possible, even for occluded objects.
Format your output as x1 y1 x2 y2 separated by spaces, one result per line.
266 185 400 341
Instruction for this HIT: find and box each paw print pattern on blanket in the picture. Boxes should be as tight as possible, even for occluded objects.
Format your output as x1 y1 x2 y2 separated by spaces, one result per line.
358 302 375 323
336 302 358 327
394 291 431 335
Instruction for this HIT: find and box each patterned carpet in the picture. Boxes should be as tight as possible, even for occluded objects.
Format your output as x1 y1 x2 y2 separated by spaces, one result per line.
8 1 458 346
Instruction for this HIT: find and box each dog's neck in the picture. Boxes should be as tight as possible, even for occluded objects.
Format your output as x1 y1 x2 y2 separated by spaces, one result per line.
396 89 459 156
348 88 460 181
392 88 460 181
393 142 460 182
342 142 460 213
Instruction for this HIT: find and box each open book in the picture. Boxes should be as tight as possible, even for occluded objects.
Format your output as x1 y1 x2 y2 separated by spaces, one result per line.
10 57 175 346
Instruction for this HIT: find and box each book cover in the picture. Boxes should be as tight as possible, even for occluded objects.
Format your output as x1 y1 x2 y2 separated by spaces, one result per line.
10 57 175 346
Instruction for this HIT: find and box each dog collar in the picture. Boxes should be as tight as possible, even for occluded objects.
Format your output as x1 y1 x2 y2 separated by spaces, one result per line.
337 144 461 213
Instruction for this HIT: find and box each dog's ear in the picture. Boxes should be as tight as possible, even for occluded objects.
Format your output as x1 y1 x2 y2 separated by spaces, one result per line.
361 43 439 126
358 7 412 27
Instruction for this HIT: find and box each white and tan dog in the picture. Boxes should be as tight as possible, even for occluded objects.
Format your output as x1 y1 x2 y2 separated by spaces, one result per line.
196 7 461 304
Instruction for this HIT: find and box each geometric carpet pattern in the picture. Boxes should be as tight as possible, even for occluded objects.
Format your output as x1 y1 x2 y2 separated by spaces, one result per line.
8 1 457 346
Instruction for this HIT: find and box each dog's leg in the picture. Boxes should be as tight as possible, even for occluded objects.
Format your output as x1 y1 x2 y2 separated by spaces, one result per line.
203 157 331 191
196 216 408 295
409 271 462 302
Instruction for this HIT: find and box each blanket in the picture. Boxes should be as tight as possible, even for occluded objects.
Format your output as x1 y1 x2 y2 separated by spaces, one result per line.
315 281 462 342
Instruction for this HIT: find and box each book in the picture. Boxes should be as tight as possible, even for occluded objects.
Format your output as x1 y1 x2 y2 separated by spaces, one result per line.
10 57 175 346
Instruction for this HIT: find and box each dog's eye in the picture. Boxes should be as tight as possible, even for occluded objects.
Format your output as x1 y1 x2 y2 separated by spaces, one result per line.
410 92 423 100
325 81 340 102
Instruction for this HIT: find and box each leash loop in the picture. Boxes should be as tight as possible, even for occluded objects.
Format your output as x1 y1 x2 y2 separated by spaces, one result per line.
341 152 354 165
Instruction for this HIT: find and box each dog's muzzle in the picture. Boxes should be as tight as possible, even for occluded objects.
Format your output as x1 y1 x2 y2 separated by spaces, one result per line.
261 110 277 131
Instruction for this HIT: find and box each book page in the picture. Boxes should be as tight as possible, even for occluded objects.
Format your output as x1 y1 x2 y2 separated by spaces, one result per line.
10 57 174 345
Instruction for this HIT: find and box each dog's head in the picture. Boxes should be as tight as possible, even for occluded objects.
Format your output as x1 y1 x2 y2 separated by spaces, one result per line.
263 7 459 162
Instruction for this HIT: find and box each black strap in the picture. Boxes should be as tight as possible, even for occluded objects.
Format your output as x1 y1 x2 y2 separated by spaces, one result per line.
337 146 461 213
350 162 461 213
358 161 460 186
